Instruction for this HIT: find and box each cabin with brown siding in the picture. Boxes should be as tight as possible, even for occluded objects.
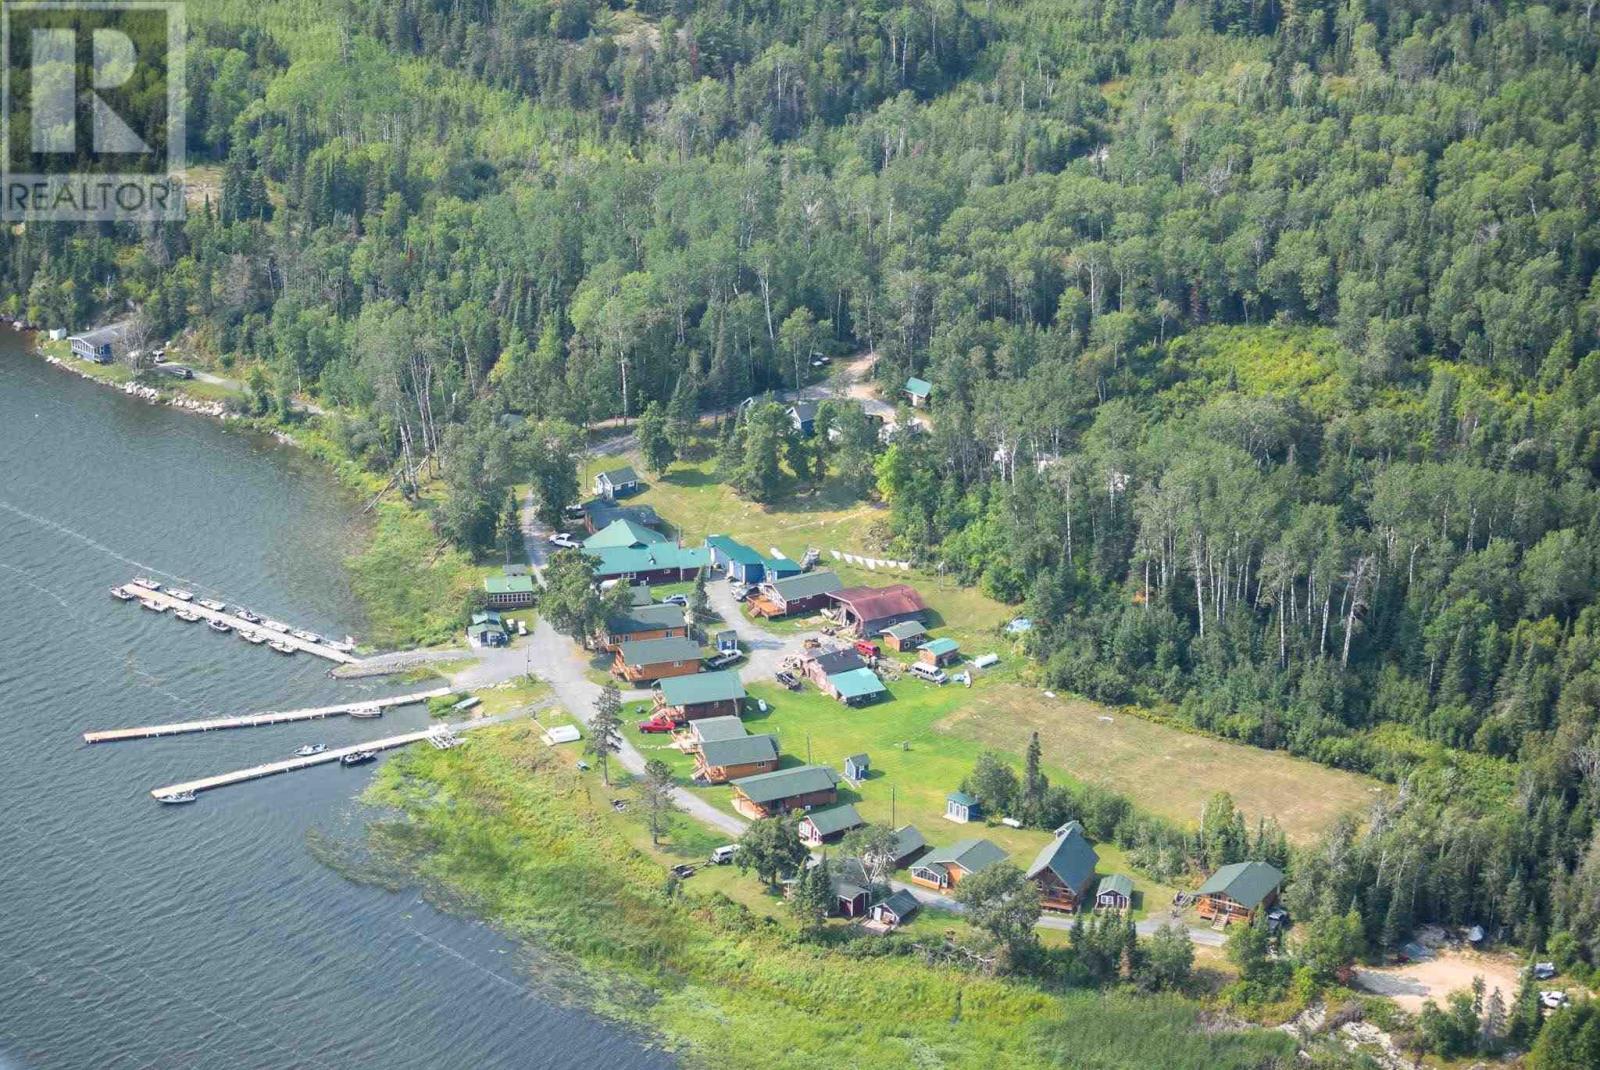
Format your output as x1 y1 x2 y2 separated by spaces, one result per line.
612 636 702 684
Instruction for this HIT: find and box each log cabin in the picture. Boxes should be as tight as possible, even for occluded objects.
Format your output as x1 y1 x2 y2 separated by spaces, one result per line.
692 733 779 783
1025 821 1100 912
1195 861 1284 924
612 636 702 684
653 670 746 721
729 764 839 819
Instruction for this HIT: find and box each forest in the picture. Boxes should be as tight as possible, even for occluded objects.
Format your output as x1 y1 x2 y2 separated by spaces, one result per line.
8 0 1600 1058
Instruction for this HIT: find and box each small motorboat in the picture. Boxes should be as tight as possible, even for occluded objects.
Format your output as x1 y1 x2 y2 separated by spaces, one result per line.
207 619 232 634
339 750 378 767
261 619 290 633
331 636 358 653
239 631 268 645
198 598 226 612
173 609 201 623
348 704 383 719
234 606 261 623
130 576 162 591
110 586 135 601
269 641 296 655
157 791 196 804
168 588 194 602
139 600 167 613
294 743 327 757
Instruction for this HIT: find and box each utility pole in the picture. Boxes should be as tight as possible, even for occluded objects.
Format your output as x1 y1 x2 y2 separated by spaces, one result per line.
891 785 896 828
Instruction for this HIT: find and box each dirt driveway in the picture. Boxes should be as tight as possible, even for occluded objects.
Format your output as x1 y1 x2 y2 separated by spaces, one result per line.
1353 950 1523 1013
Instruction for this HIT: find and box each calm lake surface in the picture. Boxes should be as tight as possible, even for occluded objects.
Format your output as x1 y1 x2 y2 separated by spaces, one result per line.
0 336 673 1070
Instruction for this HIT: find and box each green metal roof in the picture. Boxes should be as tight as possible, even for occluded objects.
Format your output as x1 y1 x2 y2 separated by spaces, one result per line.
767 570 843 602
803 804 863 837
763 555 803 576
705 534 764 566
656 670 746 706
874 888 921 918
890 824 927 860
606 604 686 634
920 637 959 656
946 790 978 807
731 764 838 805
1196 861 1284 909
882 621 927 641
1097 873 1133 899
905 376 932 397
828 666 887 700
698 734 778 769
585 518 668 549
470 610 503 626
919 838 1006 875
598 465 638 484
616 636 701 665
587 544 709 578
483 574 536 595
1025 821 1100 892
689 716 748 742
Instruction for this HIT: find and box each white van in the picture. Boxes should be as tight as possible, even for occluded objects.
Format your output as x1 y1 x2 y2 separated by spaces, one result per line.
708 844 739 865
909 663 948 684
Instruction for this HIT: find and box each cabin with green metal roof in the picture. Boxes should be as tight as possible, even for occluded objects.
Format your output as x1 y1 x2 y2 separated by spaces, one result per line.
654 669 746 720
483 572 536 608
909 838 1006 891
584 518 668 550
704 534 767 583
587 543 709 585
903 376 932 407
1095 874 1134 912
1025 820 1100 912
919 637 961 667
600 602 687 650
799 803 865 846
693 733 780 783
1196 861 1284 923
729 764 839 818
823 665 888 706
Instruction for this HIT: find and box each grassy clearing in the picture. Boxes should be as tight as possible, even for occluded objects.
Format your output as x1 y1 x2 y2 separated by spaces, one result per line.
583 451 1014 650
362 724 1296 1070
944 686 1386 845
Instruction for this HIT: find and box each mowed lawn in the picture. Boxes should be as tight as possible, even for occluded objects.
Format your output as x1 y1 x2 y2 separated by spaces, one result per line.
943 686 1387 845
582 452 1013 650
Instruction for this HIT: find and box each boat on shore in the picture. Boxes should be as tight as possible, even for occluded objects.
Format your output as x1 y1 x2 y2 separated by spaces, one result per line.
174 609 201 623
109 586 135 601
269 640 296 655
233 606 261 623
207 619 232 634
293 743 327 757
339 750 378 767
168 588 194 602
130 576 162 591
239 631 268 645
198 598 226 612
139 600 167 613
157 790 197 804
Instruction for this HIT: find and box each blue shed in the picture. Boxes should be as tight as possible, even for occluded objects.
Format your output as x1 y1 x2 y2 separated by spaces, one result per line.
705 534 768 584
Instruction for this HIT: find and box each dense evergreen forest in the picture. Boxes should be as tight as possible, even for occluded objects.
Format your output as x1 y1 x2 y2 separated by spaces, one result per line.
11 0 1600 1052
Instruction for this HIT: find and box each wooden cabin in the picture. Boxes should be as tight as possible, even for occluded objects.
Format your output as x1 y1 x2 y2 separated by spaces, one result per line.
612 636 702 684
918 637 961 667
599 603 688 651
593 465 640 500
1025 821 1100 912
798 804 864 847
749 570 843 618
908 838 1006 891
729 764 839 819
692 733 779 783
1096 874 1133 912
1195 861 1284 924
654 670 746 721
880 620 928 651
868 888 921 929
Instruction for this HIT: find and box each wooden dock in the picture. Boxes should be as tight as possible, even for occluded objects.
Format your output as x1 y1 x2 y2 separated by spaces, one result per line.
115 582 358 663
149 710 528 799
83 688 453 744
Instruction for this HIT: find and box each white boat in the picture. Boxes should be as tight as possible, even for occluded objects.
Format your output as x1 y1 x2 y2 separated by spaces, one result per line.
168 588 194 602
292 629 324 644
173 609 201 623
269 640 296 655
261 619 290 633
207 619 232 634
157 791 196 804
234 606 261 623
130 576 162 591
348 705 383 719
331 636 358 653
293 743 327 757
198 598 226 612
339 750 378 767
139 600 167 613
239 631 268 645
110 586 135 601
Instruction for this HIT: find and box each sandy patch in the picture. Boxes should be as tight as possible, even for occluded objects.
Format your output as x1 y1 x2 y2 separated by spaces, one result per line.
1353 949 1522 1013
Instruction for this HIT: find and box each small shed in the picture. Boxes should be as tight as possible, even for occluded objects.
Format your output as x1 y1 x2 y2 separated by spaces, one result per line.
869 888 921 928
881 620 927 651
787 400 818 437
714 628 739 653
843 753 870 782
826 667 888 706
945 790 979 824
705 534 768 584
798 803 865 847
593 465 640 500
1096 874 1133 912
903 377 932 408
919 637 961 667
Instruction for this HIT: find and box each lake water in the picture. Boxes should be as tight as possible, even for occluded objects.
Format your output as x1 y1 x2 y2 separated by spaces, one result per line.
0 337 673 1070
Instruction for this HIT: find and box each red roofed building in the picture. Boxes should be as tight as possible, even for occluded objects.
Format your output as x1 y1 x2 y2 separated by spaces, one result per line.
827 583 929 637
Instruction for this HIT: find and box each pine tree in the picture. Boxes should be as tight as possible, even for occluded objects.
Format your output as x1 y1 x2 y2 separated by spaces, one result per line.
790 856 833 933
1021 731 1048 821
638 400 675 475
587 681 623 786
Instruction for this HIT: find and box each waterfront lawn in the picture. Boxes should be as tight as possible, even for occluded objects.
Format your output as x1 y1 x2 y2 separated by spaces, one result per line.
365 725 1296 1070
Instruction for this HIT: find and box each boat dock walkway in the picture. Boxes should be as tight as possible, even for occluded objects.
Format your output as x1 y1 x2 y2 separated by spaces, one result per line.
83 688 453 744
115 582 358 663
149 710 531 799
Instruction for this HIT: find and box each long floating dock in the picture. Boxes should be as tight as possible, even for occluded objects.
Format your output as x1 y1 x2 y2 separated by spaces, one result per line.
114 582 358 664
83 688 453 744
149 711 525 799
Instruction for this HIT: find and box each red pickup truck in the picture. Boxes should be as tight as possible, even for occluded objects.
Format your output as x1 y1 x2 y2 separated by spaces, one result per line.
853 639 881 659
636 713 679 734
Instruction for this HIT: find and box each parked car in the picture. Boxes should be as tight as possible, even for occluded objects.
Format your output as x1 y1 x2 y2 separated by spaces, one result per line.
853 639 881 659
547 532 581 548
637 714 678 734
670 864 697 879
163 364 194 379
1535 962 1558 980
663 593 688 607
775 671 801 691
708 845 739 865
704 650 744 670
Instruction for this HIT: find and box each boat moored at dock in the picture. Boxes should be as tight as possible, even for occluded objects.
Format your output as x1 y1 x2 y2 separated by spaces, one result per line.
233 606 261 623
293 743 327 757
239 631 267 644
139 600 167 613
339 750 378 767
207 619 232 634
110 586 135 601
130 577 162 591
174 609 201 623
268 640 296 655
168 588 194 602
198 598 226 612
157 790 197 804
